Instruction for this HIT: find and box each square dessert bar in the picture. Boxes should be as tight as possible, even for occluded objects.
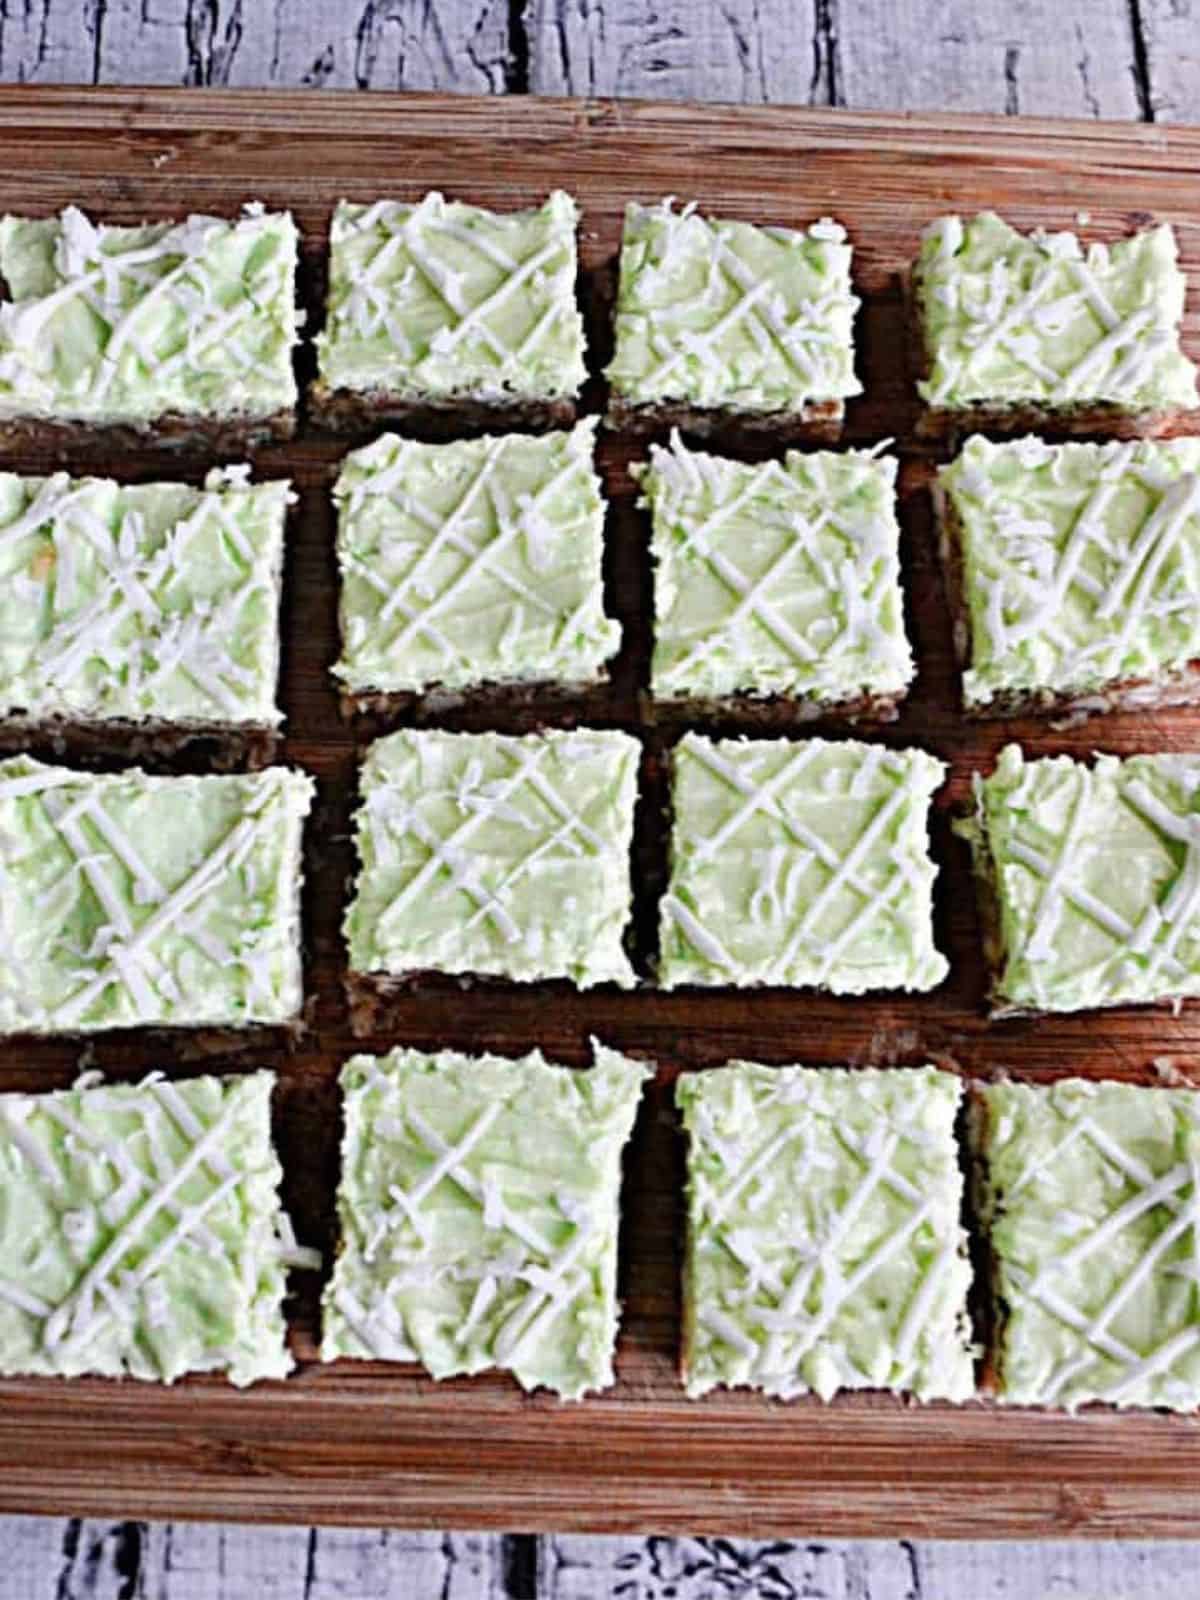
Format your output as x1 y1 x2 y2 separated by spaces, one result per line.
960 744 1200 1016
0 757 313 1036
659 734 948 993
606 200 860 442
333 420 620 708
321 1042 651 1399
0 205 299 449
0 465 290 762
634 432 912 717
344 727 639 1013
678 1062 973 1402
313 191 587 434
910 212 1198 438
935 435 1200 720
975 1077 1200 1411
0 1070 312 1386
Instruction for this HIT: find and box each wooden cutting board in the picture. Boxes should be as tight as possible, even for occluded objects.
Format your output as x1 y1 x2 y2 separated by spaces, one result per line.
3 87 1200 1539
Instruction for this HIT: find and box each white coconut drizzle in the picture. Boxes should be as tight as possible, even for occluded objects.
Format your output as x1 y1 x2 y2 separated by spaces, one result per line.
333 421 617 694
947 437 1200 705
0 760 311 1033
0 205 298 421
321 1046 647 1398
0 1071 310 1383
638 431 911 700
349 729 637 988
681 1064 971 1402
0 467 288 724
662 734 946 992
920 215 1195 408
610 199 861 408
987 1081 1200 1409
321 192 584 399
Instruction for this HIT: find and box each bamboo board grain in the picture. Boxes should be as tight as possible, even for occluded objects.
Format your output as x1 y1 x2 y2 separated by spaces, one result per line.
5 88 1200 1541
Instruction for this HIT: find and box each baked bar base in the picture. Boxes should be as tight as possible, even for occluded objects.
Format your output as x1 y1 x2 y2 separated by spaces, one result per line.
900 267 1191 443
338 679 611 726
309 382 576 440
965 1086 1003 1398
605 395 843 445
0 714 280 772
0 407 296 457
933 479 1200 722
648 687 905 730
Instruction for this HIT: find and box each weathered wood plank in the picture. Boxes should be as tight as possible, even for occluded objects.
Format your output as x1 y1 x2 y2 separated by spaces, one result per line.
539 1536 1200 1598
837 0 1143 118
4 1517 507 1600
526 0 820 103
1137 0 1200 122
0 0 510 93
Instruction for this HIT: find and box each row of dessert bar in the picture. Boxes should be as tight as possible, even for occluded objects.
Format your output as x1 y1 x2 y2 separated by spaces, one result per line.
5 427 1199 736
1 732 1197 1030
0 201 1191 442
4 1046 1193 1415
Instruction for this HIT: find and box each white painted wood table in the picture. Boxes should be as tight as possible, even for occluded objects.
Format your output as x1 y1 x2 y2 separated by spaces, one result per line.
2 3 1200 1596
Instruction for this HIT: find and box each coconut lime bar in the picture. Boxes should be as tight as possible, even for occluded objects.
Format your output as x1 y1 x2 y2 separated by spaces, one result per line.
345 727 638 1017
935 435 1200 719
911 212 1198 437
606 200 860 442
0 464 289 760
0 1069 315 1385
659 734 948 993
333 421 619 707
959 744 1200 1016
0 756 313 1036
313 192 587 434
0 205 299 448
634 432 912 716
678 1062 973 1402
321 1042 650 1399
975 1077 1200 1411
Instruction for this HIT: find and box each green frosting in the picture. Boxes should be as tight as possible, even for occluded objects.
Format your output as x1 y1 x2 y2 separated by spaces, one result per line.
607 200 861 412
940 434 1200 709
316 192 587 402
345 727 638 988
980 1077 1200 1411
321 1042 651 1399
0 205 299 426
660 734 948 993
678 1062 973 1402
333 421 619 695
0 465 288 726
0 756 313 1034
634 432 912 702
0 1070 311 1386
915 212 1198 412
961 744 1200 1014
